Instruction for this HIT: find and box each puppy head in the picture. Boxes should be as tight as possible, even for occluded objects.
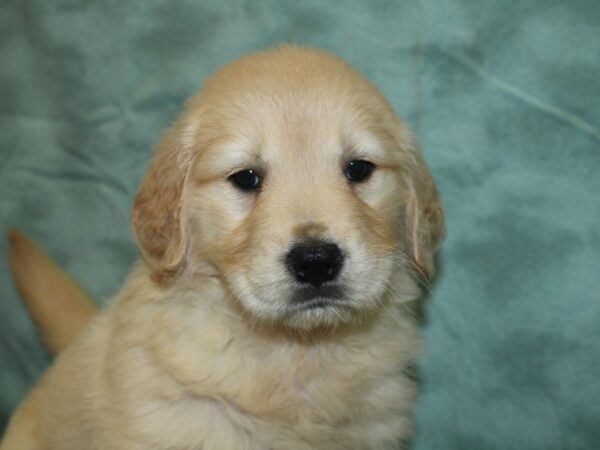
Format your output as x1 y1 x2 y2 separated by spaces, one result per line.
132 47 445 329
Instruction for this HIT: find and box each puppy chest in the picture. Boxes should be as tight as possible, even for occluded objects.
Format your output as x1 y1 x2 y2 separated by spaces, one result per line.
133 369 413 450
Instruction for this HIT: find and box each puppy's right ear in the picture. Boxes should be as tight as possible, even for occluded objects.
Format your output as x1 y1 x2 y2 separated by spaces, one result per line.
131 124 196 283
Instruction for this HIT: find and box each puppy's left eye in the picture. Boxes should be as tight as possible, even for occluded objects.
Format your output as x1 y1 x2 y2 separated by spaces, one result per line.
345 160 375 183
229 169 261 191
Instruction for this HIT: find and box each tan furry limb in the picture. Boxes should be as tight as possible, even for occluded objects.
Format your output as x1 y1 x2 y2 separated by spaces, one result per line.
7 229 97 355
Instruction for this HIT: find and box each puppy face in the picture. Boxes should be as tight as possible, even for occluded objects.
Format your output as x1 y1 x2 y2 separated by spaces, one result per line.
132 47 445 330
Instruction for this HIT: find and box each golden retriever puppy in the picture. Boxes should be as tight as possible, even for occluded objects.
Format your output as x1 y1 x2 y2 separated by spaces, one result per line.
2 46 445 450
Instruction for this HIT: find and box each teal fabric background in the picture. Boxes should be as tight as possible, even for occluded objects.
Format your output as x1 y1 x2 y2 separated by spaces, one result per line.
1 1 599 448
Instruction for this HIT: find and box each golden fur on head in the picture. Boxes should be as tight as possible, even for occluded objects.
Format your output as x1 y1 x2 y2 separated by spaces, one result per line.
3 46 444 450
133 46 444 328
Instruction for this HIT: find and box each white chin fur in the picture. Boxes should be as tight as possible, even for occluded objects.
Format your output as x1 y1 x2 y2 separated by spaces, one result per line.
224 251 406 330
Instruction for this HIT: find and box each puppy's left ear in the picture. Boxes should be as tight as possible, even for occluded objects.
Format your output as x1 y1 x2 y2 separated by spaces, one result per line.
131 123 196 282
404 150 446 280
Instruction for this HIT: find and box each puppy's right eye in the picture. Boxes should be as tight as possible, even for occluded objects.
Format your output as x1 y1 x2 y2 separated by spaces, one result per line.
229 169 261 191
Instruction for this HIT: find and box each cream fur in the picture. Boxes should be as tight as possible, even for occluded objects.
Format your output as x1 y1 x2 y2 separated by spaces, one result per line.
2 46 444 450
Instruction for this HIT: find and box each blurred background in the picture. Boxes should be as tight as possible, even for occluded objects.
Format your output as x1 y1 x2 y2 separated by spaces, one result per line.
1 1 599 448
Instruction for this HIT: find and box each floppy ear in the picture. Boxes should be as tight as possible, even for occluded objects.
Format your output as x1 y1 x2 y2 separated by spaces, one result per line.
131 125 195 283
404 150 446 280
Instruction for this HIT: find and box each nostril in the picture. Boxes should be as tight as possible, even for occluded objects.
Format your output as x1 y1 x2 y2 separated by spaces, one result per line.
286 241 344 288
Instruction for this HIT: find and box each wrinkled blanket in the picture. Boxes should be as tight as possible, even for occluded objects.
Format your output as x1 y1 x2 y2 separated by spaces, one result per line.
1 1 599 448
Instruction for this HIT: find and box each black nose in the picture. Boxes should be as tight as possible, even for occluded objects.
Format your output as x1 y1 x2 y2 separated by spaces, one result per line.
285 241 344 288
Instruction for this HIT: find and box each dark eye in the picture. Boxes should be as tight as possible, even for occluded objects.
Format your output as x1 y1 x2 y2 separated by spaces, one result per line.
345 160 375 183
228 169 261 191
